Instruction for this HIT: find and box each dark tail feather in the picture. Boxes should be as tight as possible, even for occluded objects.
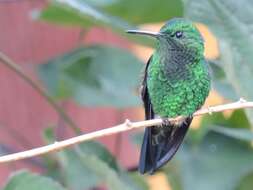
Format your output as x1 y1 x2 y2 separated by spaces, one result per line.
139 117 192 174
139 127 153 174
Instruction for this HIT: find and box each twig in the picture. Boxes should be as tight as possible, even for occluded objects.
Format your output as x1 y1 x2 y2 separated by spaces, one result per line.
0 99 252 164
0 52 81 134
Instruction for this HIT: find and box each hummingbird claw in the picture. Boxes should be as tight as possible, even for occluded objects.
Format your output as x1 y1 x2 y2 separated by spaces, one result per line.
183 115 192 125
162 118 172 126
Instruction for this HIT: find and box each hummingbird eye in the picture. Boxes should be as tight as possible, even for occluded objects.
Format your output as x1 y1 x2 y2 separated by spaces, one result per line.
175 31 183 38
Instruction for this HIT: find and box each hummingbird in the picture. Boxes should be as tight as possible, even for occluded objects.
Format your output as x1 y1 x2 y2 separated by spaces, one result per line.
127 18 211 174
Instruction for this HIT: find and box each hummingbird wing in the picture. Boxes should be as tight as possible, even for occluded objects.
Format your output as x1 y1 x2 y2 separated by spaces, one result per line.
154 117 192 171
139 56 192 174
139 56 155 174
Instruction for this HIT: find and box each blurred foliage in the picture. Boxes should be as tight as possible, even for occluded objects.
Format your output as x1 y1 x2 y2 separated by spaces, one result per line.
237 172 253 190
208 60 238 100
4 0 253 190
174 131 253 190
184 0 253 125
3 170 66 190
40 1 131 31
39 0 155 47
42 126 147 190
38 45 142 107
41 0 183 25
83 0 183 24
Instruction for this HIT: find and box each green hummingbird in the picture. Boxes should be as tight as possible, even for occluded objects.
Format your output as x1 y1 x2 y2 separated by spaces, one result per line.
127 18 211 174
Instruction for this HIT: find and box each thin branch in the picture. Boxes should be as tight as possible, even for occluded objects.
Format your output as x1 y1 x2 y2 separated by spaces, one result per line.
0 98 252 164
0 52 81 134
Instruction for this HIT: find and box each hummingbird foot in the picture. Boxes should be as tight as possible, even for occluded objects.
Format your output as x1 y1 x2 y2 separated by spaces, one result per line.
183 115 193 125
161 118 172 127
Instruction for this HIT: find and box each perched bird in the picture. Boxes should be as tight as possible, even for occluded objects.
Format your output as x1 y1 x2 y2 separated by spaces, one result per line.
127 18 211 174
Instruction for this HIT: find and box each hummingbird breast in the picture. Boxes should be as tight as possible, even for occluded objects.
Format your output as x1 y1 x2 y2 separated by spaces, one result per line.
147 53 210 118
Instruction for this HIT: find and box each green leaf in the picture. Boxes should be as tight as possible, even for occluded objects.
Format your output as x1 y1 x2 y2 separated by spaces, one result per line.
190 110 251 144
76 147 147 190
57 141 119 190
58 141 147 190
202 110 251 129
40 0 130 29
127 172 149 190
208 60 226 80
236 171 253 190
40 127 147 190
184 0 253 125
43 127 56 144
58 147 101 190
173 131 253 190
212 80 238 101
41 0 183 25
39 0 155 47
211 126 253 142
3 170 66 190
208 60 237 100
74 150 128 190
163 160 183 190
87 0 183 24
77 141 119 171
38 45 143 108
119 171 148 190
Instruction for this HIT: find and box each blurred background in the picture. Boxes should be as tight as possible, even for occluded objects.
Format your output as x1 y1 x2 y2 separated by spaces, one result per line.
1 0 253 190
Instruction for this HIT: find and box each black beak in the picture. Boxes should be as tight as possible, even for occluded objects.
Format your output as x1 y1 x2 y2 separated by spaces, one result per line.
126 30 162 38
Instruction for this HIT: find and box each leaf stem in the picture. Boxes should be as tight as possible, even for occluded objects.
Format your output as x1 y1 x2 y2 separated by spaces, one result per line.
0 52 81 134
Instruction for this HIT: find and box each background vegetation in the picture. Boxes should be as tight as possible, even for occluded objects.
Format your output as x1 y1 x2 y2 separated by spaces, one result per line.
2 0 253 190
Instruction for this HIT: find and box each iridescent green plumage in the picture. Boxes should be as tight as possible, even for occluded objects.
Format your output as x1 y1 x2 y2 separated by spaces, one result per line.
127 18 211 174
147 51 210 117
147 19 210 117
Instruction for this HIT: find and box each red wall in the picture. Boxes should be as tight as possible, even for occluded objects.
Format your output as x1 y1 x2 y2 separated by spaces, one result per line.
0 1 140 185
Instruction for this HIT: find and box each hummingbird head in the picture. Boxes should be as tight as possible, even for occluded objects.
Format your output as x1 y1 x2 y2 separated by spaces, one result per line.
127 18 204 57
